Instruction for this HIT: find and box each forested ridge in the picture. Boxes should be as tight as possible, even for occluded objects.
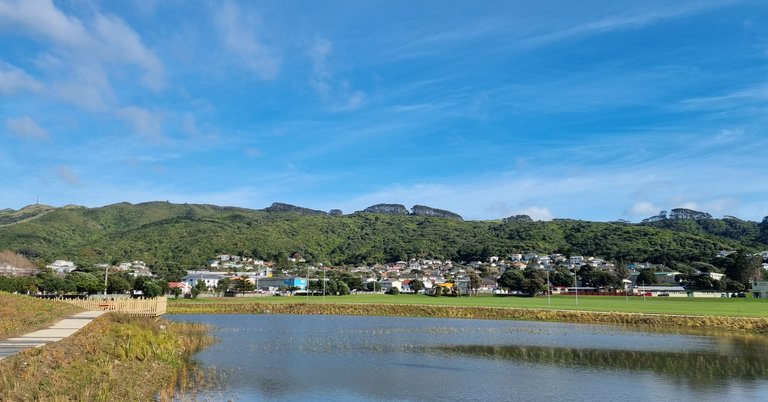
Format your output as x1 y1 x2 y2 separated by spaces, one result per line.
0 202 766 280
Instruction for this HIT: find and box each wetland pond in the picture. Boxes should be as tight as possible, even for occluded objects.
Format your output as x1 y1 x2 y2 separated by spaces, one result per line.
170 314 768 401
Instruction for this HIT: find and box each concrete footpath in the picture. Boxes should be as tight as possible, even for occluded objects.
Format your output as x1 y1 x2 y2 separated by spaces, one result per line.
0 310 105 360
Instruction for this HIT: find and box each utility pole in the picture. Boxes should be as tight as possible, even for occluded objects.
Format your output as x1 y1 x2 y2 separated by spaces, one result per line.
103 265 109 296
546 269 551 305
574 271 579 307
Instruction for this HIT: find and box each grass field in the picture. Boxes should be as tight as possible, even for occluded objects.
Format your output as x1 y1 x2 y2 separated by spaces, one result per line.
170 293 768 318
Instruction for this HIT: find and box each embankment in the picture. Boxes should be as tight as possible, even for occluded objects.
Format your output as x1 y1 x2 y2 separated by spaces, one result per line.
0 314 214 401
0 292 82 339
169 302 768 333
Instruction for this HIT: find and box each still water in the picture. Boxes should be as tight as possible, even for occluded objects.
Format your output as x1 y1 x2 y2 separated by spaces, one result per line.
170 314 768 401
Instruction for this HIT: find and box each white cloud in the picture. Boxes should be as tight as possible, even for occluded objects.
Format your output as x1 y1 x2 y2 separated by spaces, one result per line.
5 116 48 140
0 0 165 107
116 106 163 138
92 13 165 90
626 201 660 216
214 1 281 80
0 0 90 47
679 201 699 210
516 206 554 221
666 198 739 216
0 61 43 94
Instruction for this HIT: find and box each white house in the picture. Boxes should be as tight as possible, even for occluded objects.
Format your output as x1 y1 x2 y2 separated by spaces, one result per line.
168 281 191 295
47 260 77 274
182 273 226 290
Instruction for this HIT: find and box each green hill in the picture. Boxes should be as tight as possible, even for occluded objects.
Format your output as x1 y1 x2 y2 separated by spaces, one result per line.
0 202 765 280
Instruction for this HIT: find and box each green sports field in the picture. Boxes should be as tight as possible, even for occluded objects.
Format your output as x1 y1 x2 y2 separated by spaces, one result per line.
170 293 768 318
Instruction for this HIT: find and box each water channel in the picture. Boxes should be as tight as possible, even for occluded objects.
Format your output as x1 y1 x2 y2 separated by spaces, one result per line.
170 314 768 401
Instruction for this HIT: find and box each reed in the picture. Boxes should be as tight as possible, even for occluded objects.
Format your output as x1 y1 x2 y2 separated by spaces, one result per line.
0 313 215 401
169 302 768 333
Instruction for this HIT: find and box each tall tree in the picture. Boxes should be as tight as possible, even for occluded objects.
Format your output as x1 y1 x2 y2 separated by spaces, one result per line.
724 252 762 288
497 269 524 292
760 216 768 244
468 272 481 293
636 269 657 285
409 279 425 294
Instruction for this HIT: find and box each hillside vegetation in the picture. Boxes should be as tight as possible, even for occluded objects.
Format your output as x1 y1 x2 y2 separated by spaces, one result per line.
0 202 766 280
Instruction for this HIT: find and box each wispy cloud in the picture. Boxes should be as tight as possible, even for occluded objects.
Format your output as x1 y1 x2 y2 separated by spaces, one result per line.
0 0 165 108
0 61 43 94
92 13 164 90
5 116 48 140
308 38 365 111
522 3 721 47
214 1 281 80
680 83 768 109
712 128 744 143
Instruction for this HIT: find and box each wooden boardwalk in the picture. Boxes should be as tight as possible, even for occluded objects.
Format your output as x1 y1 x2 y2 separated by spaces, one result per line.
58 296 167 317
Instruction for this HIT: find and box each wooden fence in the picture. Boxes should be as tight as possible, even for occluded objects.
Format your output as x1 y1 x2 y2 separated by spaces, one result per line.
59 296 167 317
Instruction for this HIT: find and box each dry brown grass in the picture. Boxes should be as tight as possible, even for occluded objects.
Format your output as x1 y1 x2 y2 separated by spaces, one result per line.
0 314 214 401
169 302 768 333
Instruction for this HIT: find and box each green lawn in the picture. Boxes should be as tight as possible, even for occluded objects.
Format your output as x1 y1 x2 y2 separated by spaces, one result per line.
170 293 768 318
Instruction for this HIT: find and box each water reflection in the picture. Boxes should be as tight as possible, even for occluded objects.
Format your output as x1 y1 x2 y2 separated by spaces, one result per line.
428 340 768 387
171 314 768 401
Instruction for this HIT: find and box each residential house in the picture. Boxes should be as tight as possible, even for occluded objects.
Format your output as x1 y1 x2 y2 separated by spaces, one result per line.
47 260 77 274
168 282 191 295
751 281 768 298
380 279 403 293
182 273 226 290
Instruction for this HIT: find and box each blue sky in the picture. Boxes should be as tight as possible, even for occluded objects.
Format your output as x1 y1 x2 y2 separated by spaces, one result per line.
1 0 767 222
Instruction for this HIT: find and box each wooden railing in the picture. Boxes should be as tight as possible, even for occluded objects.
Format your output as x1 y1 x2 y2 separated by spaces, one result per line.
59 296 167 317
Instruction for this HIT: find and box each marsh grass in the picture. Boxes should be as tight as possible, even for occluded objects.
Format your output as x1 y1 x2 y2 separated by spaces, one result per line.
169 300 768 333
0 314 215 401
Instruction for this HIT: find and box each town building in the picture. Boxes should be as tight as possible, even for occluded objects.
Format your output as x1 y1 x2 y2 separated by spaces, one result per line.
47 260 77 274
255 277 307 291
752 281 768 298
